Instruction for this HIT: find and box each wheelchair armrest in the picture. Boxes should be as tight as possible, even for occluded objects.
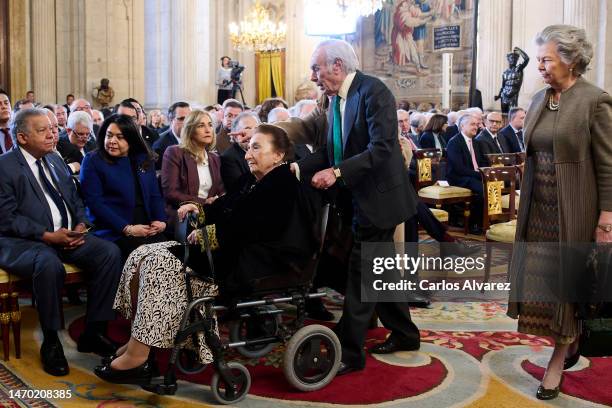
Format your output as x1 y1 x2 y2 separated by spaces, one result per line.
174 212 198 244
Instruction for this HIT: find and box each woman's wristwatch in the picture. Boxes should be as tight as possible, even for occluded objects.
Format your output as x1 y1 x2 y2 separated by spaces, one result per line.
597 223 612 232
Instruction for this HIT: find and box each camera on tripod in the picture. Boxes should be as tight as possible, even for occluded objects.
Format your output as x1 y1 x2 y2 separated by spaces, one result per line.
230 61 245 84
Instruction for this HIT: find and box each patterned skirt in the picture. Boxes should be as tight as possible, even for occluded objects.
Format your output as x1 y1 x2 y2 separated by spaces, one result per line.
516 151 580 344
113 241 219 363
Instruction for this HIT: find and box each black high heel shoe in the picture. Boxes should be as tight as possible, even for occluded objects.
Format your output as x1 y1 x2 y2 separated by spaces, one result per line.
94 360 153 385
563 350 580 370
536 375 563 400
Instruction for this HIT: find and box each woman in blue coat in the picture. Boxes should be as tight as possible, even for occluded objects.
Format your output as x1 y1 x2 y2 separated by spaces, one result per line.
80 114 167 260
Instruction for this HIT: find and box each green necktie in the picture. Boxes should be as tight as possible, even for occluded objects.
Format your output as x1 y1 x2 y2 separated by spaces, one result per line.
333 95 343 166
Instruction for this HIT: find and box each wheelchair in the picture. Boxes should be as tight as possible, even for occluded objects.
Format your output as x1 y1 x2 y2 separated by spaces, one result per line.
141 204 341 404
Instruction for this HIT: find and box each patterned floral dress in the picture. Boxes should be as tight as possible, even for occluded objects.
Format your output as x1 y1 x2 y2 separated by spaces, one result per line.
113 241 218 363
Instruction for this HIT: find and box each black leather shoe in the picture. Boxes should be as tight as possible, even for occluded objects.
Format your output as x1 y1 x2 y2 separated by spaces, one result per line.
536 376 563 400
306 298 335 321
40 341 69 376
94 361 153 385
441 240 481 257
369 337 420 354
77 332 117 357
101 354 117 366
336 362 363 376
564 351 580 370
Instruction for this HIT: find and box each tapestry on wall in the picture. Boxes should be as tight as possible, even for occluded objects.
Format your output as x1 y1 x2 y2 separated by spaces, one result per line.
358 0 476 110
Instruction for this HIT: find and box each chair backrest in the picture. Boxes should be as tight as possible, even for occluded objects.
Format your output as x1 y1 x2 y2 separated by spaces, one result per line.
414 148 444 190
479 166 517 230
486 153 517 167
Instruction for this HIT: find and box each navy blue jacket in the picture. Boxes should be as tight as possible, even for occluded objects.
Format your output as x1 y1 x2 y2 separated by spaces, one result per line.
446 134 487 187
80 151 166 241
419 131 447 150
498 125 523 153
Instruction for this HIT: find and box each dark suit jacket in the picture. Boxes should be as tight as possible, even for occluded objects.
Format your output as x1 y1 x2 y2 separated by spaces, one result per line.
220 143 250 194
443 124 458 143
80 151 166 241
0 148 87 243
475 128 511 156
298 70 417 229
161 145 225 225
498 125 522 153
446 134 487 188
419 131 447 150
216 127 232 154
152 128 179 170
56 135 96 167
141 125 159 147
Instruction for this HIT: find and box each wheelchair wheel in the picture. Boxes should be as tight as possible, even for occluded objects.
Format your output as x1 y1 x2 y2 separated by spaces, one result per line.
176 348 207 375
229 305 281 358
282 324 341 391
210 362 251 404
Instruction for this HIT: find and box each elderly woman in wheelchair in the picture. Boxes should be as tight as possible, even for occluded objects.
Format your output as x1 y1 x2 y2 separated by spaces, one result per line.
94 124 341 403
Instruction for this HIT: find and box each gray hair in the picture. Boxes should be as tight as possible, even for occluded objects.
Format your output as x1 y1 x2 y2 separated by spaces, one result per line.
92 109 104 121
316 39 359 74
535 24 593 75
447 111 459 125
410 112 426 128
231 111 260 132
66 110 93 130
10 108 48 144
267 107 290 123
457 113 476 129
292 99 317 117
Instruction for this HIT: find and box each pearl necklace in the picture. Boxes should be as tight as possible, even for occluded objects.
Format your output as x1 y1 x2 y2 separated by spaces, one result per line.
547 94 560 111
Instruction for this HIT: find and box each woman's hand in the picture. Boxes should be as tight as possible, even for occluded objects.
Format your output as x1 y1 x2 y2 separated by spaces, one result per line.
187 229 199 245
127 224 154 237
595 211 612 243
177 203 199 221
205 195 219 205
149 221 166 234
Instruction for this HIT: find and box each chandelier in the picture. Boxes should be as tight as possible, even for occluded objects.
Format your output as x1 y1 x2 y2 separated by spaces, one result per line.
229 2 286 52
336 0 383 16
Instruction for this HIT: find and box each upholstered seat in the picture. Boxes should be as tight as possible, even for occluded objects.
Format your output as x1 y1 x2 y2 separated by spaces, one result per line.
418 184 472 199
502 190 520 209
485 220 517 243
430 208 449 223
0 269 17 284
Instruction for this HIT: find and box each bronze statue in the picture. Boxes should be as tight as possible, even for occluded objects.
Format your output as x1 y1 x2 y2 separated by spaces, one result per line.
92 78 115 108
495 47 529 114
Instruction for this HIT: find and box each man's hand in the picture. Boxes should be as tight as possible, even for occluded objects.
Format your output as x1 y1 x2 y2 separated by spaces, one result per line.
42 227 86 249
149 221 166 235
129 224 154 237
311 168 337 190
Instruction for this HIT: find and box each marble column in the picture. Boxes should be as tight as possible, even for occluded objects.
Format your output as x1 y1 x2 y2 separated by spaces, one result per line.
563 0 601 85
8 0 30 101
30 0 57 103
476 0 512 111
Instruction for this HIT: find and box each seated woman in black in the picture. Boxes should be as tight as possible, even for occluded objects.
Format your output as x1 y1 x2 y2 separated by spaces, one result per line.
94 124 317 384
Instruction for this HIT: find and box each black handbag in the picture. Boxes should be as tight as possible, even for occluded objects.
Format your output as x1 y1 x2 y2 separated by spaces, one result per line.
577 246 612 357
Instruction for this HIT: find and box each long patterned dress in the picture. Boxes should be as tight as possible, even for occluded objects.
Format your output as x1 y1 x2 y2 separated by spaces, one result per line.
516 108 580 344
113 241 218 363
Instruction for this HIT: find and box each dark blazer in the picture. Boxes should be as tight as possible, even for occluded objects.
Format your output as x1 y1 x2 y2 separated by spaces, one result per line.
0 148 87 242
419 131 447 149
80 151 167 241
298 71 417 229
220 143 250 193
443 124 458 143
56 135 96 166
141 125 159 147
152 128 179 169
475 128 511 156
215 127 232 154
498 125 523 153
446 133 487 191
161 145 225 224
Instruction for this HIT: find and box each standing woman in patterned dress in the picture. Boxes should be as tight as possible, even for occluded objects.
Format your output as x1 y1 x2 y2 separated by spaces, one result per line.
507 25 612 400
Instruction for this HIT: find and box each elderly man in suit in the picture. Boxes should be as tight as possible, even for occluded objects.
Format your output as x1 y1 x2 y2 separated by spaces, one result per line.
56 111 97 174
498 107 526 153
0 108 121 376
295 39 420 375
475 111 510 157
152 101 191 169
446 113 488 233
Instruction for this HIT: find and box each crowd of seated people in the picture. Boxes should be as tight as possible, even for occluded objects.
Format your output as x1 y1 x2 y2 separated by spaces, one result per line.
0 84 527 381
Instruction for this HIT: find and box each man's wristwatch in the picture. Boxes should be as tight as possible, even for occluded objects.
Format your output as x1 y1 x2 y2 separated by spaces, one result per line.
333 166 342 180
597 223 612 232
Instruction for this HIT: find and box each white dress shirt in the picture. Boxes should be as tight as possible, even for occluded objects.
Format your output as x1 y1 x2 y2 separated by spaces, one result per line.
196 151 213 199
20 147 73 231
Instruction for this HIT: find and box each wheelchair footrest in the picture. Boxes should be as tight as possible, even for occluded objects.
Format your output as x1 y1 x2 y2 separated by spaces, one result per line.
141 378 178 395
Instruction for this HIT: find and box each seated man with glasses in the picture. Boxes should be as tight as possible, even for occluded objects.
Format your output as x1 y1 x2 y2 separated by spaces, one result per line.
475 111 511 155
56 111 97 173
152 101 192 170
